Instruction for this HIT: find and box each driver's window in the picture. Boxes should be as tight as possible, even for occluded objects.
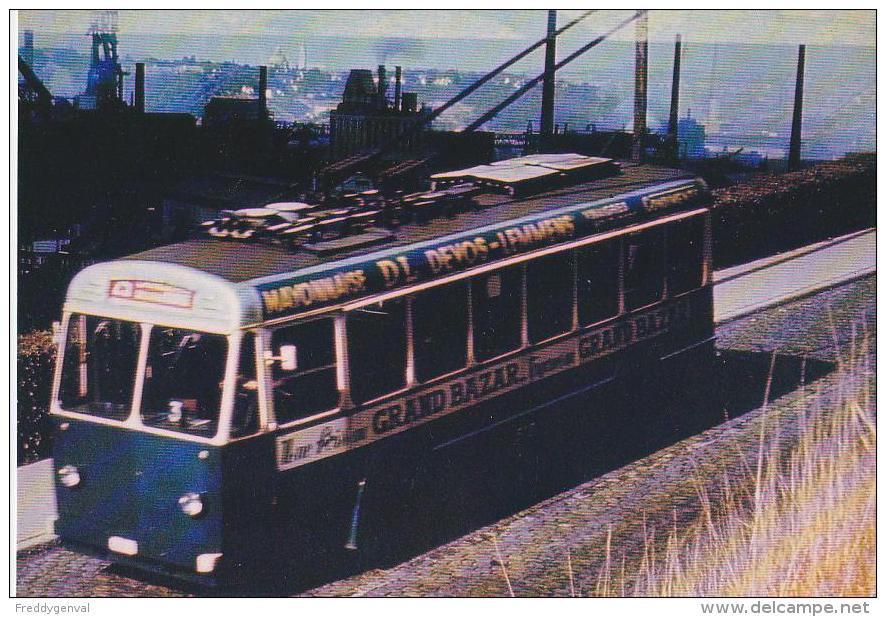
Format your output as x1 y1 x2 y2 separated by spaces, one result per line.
230 332 259 438
271 318 339 425
140 327 227 437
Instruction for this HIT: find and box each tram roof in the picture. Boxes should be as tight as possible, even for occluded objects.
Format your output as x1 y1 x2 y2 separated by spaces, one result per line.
66 161 707 330
124 162 693 284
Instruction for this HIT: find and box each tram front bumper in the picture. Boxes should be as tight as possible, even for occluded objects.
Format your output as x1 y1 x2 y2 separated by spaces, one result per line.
196 552 224 574
107 535 139 556
106 535 221 574
52 418 225 578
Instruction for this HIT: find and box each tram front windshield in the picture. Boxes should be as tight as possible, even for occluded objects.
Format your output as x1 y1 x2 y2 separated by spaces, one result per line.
140 326 228 437
60 314 140 421
59 314 229 437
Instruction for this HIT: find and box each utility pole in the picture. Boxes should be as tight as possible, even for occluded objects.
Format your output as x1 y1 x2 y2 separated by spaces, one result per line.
539 9 557 150
667 34 682 159
788 44 806 171
134 62 145 113
631 10 649 163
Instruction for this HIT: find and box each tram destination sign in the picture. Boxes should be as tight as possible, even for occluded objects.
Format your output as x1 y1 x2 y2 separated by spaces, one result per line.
257 180 706 320
276 296 697 471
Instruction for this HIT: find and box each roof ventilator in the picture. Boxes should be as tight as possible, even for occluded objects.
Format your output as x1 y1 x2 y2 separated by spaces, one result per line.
197 154 618 251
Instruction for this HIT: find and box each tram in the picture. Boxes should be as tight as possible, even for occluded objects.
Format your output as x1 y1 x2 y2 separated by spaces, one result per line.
49 154 713 585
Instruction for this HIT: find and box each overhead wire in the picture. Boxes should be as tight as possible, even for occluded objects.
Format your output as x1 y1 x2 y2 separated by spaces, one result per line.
464 10 647 132
352 10 598 165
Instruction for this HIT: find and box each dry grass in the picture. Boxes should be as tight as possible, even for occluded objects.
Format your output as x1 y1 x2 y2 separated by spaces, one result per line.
593 328 877 597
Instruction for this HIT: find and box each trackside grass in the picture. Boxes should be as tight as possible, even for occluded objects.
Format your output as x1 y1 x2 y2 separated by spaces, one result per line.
589 328 876 597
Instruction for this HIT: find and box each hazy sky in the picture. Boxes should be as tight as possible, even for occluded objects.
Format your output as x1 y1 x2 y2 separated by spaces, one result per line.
17 8 876 159
19 9 876 49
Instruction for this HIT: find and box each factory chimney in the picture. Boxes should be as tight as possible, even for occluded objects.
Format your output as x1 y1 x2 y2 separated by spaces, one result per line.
134 62 145 113
539 10 557 149
258 65 268 116
22 30 34 66
377 64 388 105
668 35 682 144
394 65 402 111
402 92 418 113
631 11 649 163
788 44 806 171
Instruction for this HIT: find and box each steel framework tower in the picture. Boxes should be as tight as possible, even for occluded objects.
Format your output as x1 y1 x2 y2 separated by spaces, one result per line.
83 10 125 111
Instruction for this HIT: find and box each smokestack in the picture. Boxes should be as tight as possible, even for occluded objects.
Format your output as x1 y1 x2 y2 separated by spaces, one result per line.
22 30 34 66
631 11 648 163
258 65 268 116
377 64 387 101
394 65 402 111
402 92 417 113
539 9 557 148
668 34 682 142
134 62 145 113
788 44 806 171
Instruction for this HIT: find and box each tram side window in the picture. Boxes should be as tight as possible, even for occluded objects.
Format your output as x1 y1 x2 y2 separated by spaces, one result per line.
472 265 523 361
231 332 259 438
141 327 228 437
348 299 407 404
577 240 620 325
59 314 140 420
272 319 339 424
413 281 469 382
624 228 665 311
667 217 706 296
527 252 573 342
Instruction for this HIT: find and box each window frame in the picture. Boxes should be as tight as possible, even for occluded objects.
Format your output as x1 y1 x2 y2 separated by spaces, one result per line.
344 297 411 407
622 226 668 313
56 313 145 423
262 315 344 431
51 313 247 445
138 325 231 438
409 279 471 385
225 329 269 442
215 329 248 441
245 208 711 416
525 250 576 345
576 236 625 330
470 263 527 364
665 213 708 299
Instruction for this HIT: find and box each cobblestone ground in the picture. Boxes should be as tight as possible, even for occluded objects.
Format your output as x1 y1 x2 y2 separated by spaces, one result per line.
16 276 875 597
15 543 191 597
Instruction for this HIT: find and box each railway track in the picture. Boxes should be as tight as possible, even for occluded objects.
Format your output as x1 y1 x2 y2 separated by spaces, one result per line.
15 231 876 597
306 274 876 597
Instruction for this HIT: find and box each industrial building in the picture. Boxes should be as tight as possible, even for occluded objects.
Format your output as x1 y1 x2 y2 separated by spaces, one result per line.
329 65 428 159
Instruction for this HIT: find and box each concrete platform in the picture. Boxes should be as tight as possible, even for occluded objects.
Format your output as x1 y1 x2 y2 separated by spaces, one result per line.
714 228 875 323
16 458 57 550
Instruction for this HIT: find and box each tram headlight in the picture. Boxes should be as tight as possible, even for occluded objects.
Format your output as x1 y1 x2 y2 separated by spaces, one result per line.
178 492 204 517
57 465 81 488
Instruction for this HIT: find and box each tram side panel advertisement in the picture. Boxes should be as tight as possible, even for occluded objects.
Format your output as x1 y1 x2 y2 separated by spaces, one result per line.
277 295 697 471
258 182 706 320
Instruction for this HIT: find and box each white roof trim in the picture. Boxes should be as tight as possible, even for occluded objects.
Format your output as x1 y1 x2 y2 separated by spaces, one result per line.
64 260 262 333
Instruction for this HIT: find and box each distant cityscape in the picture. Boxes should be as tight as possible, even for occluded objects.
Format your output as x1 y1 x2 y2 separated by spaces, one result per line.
22 31 875 162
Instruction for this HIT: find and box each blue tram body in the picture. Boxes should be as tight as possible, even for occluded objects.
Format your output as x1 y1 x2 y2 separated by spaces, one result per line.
49 156 714 585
